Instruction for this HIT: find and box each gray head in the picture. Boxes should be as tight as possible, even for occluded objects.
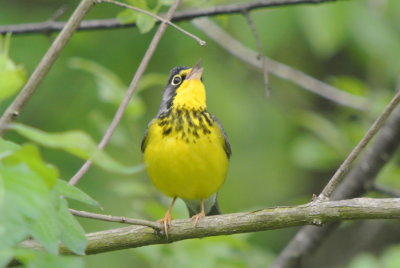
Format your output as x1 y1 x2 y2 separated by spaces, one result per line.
158 66 191 114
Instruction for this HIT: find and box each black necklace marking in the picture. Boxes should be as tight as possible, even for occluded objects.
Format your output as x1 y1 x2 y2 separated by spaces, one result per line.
158 107 214 143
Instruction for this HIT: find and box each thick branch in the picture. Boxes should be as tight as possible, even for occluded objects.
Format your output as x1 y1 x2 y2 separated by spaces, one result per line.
0 0 338 35
19 198 400 256
0 0 95 135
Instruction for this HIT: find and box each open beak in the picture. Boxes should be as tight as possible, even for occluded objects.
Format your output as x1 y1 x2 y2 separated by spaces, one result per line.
187 60 203 80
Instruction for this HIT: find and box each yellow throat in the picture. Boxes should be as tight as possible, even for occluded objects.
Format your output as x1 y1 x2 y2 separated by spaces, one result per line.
172 69 206 110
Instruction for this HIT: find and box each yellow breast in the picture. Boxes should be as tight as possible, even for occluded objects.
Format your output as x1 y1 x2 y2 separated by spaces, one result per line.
143 108 229 200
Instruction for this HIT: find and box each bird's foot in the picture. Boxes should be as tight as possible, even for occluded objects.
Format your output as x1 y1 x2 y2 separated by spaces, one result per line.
158 212 173 238
191 211 205 227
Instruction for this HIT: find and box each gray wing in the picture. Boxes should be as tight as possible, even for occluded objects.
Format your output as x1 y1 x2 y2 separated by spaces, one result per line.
211 114 232 159
141 119 154 153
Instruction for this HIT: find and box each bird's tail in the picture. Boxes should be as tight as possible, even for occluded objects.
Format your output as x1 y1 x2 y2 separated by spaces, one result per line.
184 193 221 217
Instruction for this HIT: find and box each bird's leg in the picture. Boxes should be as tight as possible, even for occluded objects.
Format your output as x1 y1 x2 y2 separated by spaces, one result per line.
191 200 205 226
158 196 177 237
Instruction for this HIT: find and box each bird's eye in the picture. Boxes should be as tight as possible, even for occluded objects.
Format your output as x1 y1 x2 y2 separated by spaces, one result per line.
171 75 182 86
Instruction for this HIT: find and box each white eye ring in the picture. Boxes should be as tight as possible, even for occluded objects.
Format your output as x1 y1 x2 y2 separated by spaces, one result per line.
171 75 182 86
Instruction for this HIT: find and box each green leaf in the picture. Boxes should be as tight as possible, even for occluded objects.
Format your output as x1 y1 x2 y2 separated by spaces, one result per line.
0 69 26 100
1 164 50 221
14 249 84 268
0 142 62 253
159 0 174 5
116 9 137 24
136 13 157 33
93 150 144 175
69 57 148 119
0 137 20 160
294 110 349 154
27 254 84 268
4 144 58 188
56 180 101 208
31 205 60 255
9 123 145 175
382 245 400 268
0 164 50 250
135 235 274 268
0 172 4 211
0 33 27 101
346 253 380 268
329 76 369 97
116 0 150 24
0 140 89 263
28 255 84 268
137 73 167 93
129 0 159 33
57 199 87 255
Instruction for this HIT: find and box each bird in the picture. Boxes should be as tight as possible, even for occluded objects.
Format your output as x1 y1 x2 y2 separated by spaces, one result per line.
141 61 231 234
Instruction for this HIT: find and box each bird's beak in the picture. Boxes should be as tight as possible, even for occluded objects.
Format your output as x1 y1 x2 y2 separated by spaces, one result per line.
187 61 203 80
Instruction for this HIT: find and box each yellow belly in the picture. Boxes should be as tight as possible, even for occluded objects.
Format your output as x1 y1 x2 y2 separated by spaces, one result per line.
143 122 229 200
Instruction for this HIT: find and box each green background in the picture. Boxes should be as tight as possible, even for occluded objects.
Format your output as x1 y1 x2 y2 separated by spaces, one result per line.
2 0 400 267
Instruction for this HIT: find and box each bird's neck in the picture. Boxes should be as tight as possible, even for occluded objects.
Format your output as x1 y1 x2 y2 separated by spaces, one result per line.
172 79 206 110
157 106 213 141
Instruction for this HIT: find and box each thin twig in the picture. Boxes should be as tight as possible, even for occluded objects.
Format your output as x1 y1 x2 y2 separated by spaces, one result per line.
68 0 182 185
192 18 368 110
100 0 205 46
0 0 338 35
0 0 95 135
48 5 68 22
371 184 400 198
242 10 270 96
69 209 162 230
43 6 69 37
318 90 400 200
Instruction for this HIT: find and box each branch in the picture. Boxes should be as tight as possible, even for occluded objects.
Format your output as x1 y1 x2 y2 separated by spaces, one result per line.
100 0 205 45
271 105 400 268
0 0 338 35
317 90 400 200
242 10 270 96
69 209 162 230
0 0 95 135
192 18 368 110
19 198 400 256
68 0 182 185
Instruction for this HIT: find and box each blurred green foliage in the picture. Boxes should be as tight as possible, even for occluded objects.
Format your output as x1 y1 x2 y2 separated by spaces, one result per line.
10 123 144 175
1 0 400 267
346 245 400 268
0 34 26 101
0 138 98 266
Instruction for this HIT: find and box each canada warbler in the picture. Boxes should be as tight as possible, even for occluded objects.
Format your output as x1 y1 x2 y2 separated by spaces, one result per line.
141 62 231 232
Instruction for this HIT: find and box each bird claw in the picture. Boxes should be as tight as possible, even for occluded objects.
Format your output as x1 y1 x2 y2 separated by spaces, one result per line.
191 211 205 227
158 213 172 238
